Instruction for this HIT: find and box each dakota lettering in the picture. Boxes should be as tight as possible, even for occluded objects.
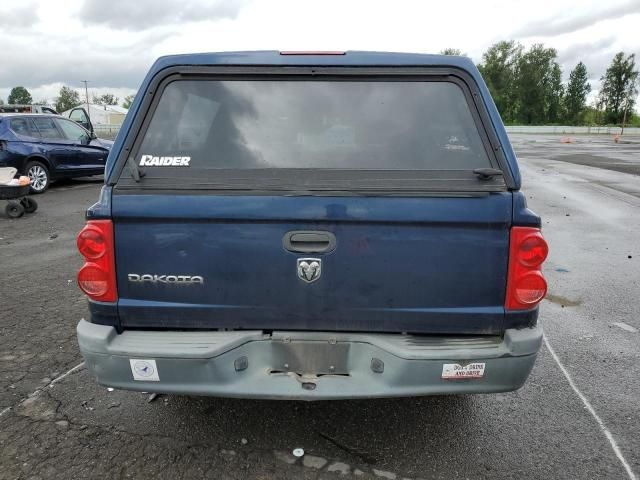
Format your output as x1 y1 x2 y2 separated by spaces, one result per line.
127 273 204 285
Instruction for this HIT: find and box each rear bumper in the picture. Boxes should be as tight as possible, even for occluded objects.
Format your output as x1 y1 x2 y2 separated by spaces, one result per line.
77 320 542 400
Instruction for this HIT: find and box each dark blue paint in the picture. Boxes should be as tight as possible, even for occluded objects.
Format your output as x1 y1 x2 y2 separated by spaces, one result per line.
111 193 512 224
512 191 542 228
89 51 542 334
114 193 512 334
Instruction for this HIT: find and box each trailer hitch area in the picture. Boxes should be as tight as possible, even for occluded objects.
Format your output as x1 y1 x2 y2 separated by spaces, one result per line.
266 338 351 389
291 372 319 391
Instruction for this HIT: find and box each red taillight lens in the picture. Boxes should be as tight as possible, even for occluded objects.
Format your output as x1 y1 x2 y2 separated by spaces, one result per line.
78 264 110 296
514 271 547 305
77 220 117 302
77 227 106 259
518 233 548 267
506 227 548 310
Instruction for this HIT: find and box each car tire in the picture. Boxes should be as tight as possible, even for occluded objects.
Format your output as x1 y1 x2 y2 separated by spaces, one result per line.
21 197 38 214
5 201 25 218
25 160 50 194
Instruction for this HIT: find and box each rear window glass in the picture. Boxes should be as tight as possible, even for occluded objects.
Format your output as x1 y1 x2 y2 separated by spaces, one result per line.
32 117 62 140
135 80 491 172
57 118 88 142
10 118 34 137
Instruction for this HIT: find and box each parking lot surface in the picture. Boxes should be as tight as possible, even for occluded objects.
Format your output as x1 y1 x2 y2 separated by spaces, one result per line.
1 135 639 479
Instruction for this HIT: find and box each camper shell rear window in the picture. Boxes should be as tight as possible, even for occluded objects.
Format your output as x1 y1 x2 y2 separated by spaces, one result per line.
115 72 506 194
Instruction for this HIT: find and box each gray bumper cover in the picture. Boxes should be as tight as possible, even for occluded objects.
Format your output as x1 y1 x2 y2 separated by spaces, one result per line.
77 320 542 400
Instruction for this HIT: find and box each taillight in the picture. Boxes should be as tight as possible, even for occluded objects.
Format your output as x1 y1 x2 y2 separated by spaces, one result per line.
77 220 117 302
77 225 107 259
505 227 548 310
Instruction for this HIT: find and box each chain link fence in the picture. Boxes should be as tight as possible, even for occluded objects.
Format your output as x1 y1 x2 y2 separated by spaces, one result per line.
93 124 122 140
505 125 640 135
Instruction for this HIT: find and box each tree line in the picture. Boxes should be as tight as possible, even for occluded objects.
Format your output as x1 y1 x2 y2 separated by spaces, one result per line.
3 44 638 126
443 41 639 126
1 86 135 111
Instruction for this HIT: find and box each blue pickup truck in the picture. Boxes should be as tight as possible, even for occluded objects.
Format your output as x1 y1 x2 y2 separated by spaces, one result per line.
75 51 548 399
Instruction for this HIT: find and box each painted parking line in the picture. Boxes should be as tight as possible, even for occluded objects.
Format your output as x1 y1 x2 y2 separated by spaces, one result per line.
611 322 638 333
544 335 637 480
0 361 85 419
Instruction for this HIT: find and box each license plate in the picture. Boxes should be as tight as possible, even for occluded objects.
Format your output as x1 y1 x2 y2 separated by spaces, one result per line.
271 341 350 375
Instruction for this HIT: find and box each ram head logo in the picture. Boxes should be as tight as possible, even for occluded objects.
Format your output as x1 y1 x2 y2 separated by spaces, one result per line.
297 258 322 283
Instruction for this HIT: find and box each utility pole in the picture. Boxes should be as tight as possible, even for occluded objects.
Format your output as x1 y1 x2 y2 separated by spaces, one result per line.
620 87 633 136
81 80 91 122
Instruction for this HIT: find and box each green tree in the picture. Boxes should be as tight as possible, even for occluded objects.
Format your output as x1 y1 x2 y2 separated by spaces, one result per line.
600 52 639 124
440 48 464 56
7 86 32 105
93 93 119 106
563 62 591 125
55 86 82 113
122 94 135 109
546 63 564 123
477 41 522 123
582 105 599 125
514 44 563 124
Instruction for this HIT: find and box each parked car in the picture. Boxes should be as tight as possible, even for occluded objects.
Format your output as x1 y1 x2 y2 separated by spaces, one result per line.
76 51 548 400
0 104 98 133
0 104 59 115
0 113 113 193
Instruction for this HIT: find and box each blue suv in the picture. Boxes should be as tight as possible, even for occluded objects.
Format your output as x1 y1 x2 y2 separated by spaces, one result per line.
0 113 113 193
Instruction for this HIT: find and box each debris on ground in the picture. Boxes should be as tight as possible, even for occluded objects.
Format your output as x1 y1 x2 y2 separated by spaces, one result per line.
327 461 351 474
372 468 397 479
273 450 297 465
302 455 327 470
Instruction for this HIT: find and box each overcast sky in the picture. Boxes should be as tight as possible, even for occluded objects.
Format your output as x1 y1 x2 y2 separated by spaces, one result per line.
1 0 639 106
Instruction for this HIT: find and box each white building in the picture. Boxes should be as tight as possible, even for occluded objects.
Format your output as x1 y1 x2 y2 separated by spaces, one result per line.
61 104 128 126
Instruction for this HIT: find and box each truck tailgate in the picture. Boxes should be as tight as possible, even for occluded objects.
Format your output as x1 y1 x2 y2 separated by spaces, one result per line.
113 192 511 334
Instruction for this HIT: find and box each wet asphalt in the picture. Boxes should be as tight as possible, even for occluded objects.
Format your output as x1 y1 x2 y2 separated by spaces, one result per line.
0 134 638 479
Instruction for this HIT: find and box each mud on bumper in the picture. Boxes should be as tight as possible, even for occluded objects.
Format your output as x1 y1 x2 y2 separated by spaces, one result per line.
77 320 542 400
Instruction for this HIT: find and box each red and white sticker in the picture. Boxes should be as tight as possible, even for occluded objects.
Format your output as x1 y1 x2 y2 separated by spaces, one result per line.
441 362 486 379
